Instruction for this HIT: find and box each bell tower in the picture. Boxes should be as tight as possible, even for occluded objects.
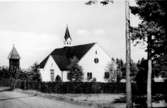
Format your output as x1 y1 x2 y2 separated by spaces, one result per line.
8 45 20 78
64 26 72 47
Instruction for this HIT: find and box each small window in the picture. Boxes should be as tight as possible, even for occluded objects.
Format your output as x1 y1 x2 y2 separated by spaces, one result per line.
50 69 54 82
87 72 92 80
94 58 99 64
104 72 110 79
95 50 97 54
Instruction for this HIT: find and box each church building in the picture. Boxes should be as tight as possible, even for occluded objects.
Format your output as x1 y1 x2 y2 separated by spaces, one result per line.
39 26 117 82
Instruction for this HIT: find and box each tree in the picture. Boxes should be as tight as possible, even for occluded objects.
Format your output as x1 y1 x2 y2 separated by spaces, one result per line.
130 60 139 80
130 1 167 108
136 58 148 94
0 66 10 79
153 55 167 79
116 58 125 79
16 70 28 80
115 58 138 81
85 0 113 5
27 62 41 82
67 64 83 82
105 59 118 82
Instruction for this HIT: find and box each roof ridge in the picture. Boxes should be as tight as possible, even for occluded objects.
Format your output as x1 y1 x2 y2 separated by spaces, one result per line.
70 42 96 47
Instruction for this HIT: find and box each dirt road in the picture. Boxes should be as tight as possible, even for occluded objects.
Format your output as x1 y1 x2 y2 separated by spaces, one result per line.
0 87 93 108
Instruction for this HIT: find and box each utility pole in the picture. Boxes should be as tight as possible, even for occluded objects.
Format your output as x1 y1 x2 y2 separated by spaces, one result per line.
125 0 132 108
85 0 132 107
147 35 152 108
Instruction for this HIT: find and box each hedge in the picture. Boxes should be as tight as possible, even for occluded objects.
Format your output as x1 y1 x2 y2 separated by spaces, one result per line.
0 79 167 94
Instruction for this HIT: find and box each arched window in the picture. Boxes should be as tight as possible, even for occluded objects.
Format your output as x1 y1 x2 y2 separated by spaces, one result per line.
94 58 99 64
55 75 62 82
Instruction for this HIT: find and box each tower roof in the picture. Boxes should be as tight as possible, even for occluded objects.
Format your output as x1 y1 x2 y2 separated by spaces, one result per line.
64 26 71 41
8 45 20 59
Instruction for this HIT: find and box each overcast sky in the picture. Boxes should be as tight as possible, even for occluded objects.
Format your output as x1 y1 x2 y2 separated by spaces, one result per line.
0 0 146 69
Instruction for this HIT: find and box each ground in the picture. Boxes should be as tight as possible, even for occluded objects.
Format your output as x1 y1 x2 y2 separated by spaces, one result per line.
0 87 93 108
17 89 126 108
0 87 166 108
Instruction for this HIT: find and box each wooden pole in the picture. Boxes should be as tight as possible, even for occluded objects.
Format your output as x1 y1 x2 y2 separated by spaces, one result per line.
125 0 132 108
147 35 152 108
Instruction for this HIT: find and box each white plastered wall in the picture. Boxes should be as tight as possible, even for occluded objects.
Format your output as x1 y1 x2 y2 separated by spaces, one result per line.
78 44 112 82
39 55 62 82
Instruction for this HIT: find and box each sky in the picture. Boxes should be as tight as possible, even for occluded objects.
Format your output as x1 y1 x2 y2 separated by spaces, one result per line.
0 0 146 69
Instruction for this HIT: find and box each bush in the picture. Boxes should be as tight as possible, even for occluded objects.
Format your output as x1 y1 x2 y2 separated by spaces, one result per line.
0 78 167 95
23 82 127 93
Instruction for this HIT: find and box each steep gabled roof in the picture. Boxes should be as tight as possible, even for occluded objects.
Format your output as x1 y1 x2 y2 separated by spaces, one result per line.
39 43 95 70
8 45 20 60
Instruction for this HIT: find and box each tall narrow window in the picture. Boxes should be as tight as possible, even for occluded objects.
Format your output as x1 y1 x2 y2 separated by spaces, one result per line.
50 69 54 82
87 72 92 80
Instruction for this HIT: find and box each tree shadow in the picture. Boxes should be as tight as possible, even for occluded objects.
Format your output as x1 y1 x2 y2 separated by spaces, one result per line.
112 96 126 103
112 95 147 108
112 95 167 108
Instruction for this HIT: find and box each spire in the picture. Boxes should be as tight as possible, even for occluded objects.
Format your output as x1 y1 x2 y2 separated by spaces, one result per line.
8 45 20 59
64 26 71 41
64 25 72 46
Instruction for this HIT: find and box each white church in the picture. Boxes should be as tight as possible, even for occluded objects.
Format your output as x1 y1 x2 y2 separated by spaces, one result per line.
38 26 117 82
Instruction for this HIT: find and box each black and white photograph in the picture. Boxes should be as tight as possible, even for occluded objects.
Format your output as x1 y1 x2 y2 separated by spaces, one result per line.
0 0 166 108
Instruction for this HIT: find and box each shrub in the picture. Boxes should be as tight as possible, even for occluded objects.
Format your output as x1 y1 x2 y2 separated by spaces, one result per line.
1 78 167 95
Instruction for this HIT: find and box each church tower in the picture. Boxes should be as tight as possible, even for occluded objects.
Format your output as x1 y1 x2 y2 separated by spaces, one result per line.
64 26 72 47
8 45 20 77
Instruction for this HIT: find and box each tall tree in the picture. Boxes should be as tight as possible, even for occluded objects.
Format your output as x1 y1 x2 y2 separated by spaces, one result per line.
136 58 148 94
116 58 125 79
67 64 83 82
130 1 167 108
115 58 138 81
105 59 118 82
28 62 41 81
